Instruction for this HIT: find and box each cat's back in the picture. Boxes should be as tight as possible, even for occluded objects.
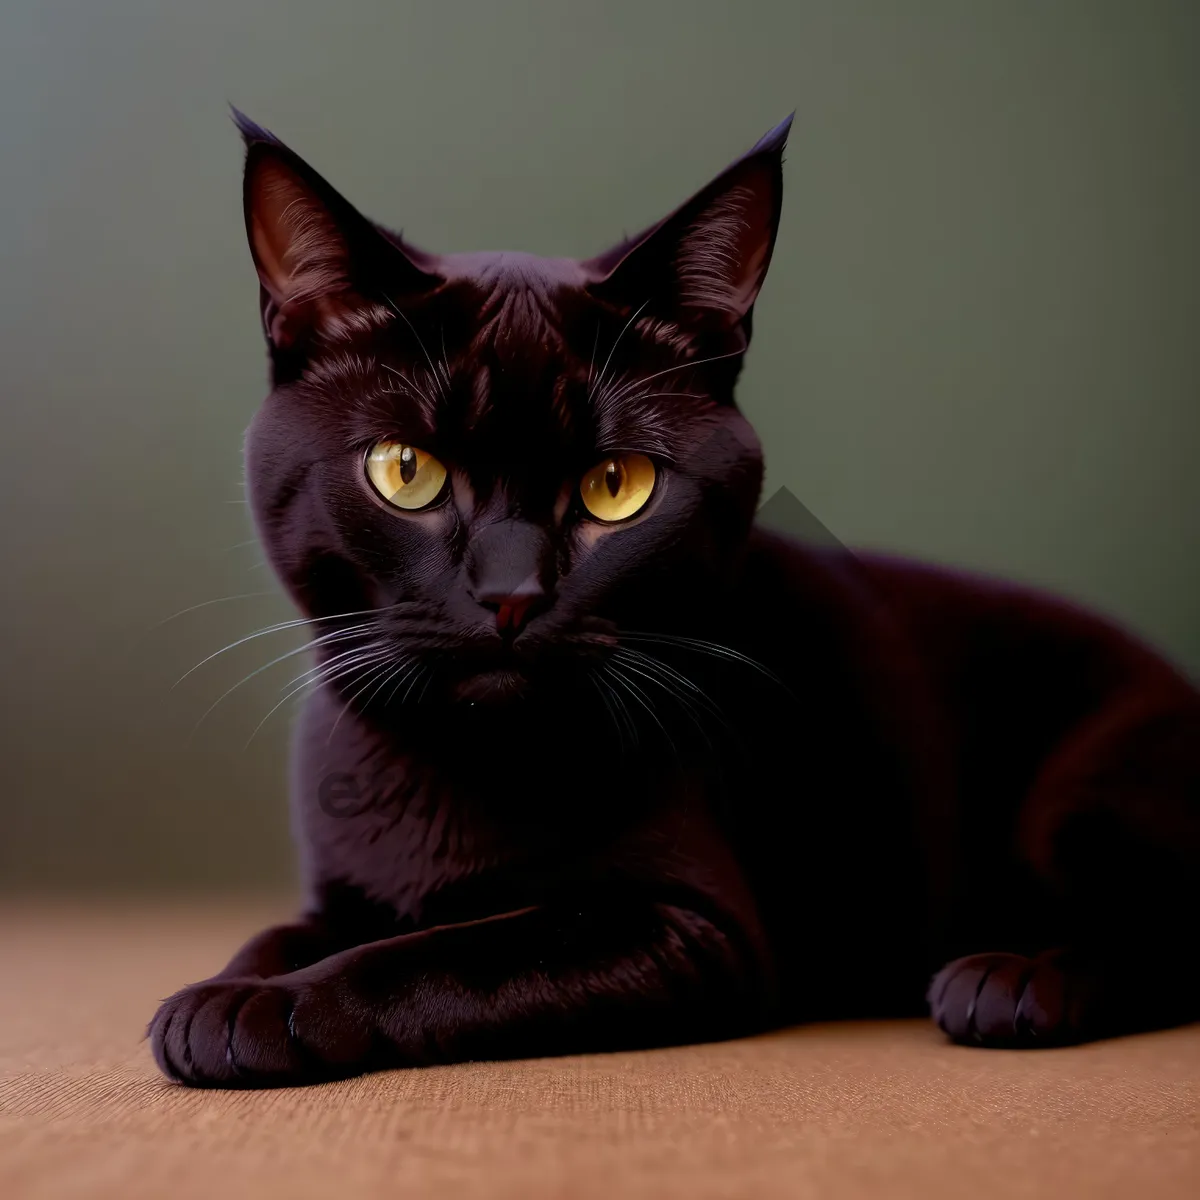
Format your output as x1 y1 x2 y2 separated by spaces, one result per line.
745 525 1187 697
850 547 1189 706
738 526 1198 791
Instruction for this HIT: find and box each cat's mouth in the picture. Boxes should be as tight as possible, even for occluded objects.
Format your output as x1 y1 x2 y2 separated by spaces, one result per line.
439 632 611 706
453 666 532 704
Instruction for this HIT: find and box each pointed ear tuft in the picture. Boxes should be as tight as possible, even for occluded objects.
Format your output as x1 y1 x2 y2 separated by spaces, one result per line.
584 114 792 334
229 106 280 148
747 111 794 156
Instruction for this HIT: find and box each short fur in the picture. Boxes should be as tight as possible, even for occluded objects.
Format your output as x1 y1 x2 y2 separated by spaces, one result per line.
149 112 1200 1086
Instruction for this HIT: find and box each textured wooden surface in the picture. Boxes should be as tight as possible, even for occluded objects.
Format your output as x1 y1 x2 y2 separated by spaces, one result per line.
2 901 1197 1199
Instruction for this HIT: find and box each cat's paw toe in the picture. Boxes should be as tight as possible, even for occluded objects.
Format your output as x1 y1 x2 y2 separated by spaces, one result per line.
149 979 270 1086
148 978 372 1087
928 951 1083 1047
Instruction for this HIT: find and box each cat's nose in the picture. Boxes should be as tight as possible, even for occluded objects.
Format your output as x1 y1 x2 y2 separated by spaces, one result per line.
475 586 544 633
465 518 553 633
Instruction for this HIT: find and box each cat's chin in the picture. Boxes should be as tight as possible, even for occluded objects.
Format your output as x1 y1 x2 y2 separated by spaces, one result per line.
451 668 532 705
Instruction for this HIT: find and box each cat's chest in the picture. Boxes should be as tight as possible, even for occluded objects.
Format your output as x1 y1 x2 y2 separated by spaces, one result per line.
291 702 699 922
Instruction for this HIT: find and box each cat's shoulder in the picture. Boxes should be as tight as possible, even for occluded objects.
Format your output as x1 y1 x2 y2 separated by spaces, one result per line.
747 523 1075 611
744 524 1181 679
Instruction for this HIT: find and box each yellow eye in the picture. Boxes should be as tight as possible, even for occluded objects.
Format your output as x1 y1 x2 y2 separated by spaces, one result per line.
579 453 656 523
365 441 448 510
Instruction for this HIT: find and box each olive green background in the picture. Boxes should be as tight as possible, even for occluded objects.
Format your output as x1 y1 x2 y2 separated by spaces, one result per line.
2 0 1197 893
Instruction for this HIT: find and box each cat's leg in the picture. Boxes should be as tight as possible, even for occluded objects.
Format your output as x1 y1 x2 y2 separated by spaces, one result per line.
149 899 771 1087
929 948 1105 1045
147 914 352 1074
930 689 1200 1047
206 917 345 979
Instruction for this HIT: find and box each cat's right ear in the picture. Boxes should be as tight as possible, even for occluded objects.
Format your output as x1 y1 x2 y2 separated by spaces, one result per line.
582 115 791 345
233 109 441 355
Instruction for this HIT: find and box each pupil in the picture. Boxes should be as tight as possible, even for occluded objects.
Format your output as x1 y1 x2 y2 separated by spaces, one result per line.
399 447 418 485
604 460 622 498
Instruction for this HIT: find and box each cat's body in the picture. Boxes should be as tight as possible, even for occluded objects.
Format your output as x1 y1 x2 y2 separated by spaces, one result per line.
149 113 1200 1086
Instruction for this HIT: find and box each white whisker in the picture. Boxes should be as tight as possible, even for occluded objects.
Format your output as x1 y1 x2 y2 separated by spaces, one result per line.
590 300 649 404
603 662 676 759
619 630 788 691
587 671 624 750
150 591 279 631
245 645 392 749
173 603 397 687
599 349 746 410
328 657 400 743
384 658 425 707
383 293 447 402
189 624 377 736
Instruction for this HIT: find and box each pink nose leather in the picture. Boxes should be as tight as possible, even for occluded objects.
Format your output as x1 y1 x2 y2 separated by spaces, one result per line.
490 595 536 632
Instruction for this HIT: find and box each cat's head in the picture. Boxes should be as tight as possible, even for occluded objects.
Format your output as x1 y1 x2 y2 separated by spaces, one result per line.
239 110 789 713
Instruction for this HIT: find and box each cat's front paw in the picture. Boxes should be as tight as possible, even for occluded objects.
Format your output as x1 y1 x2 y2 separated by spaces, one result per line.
928 951 1090 1047
147 976 374 1087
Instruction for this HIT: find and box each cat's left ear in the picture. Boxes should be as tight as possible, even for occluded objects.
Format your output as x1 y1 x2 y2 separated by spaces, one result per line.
232 108 442 355
583 114 792 337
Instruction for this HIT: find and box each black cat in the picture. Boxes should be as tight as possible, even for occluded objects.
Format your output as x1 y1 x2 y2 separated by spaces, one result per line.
149 112 1200 1087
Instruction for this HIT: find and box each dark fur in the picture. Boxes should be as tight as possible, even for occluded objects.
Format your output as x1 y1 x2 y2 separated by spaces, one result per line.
149 112 1200 1086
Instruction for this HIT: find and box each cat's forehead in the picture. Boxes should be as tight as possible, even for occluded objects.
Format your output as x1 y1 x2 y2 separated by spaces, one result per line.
320 247 701 464
437 251 596 377
437 251 589 292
